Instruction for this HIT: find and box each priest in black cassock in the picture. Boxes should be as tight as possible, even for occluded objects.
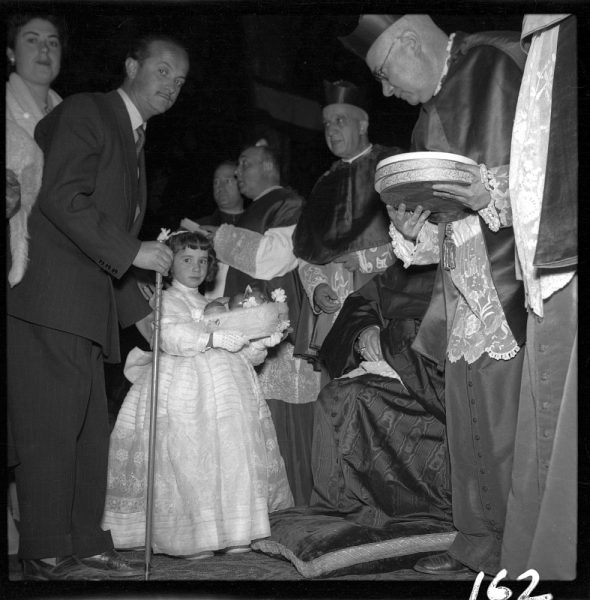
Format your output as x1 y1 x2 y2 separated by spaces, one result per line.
259 261 454 567
293 81 403 372
310 260 452 529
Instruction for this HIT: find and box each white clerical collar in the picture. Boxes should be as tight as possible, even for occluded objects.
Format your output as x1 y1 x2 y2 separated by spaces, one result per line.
253 185 283 202
433 33 456 97
117 88 146 136
343 144 372 164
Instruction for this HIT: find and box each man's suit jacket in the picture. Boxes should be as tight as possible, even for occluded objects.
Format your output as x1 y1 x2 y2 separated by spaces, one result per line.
7 90 150 362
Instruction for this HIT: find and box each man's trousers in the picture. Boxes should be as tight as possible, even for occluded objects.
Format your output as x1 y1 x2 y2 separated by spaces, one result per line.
7 315 114 559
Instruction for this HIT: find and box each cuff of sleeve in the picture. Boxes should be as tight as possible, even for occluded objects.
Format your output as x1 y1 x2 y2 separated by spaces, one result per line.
197 332 211 353
388 223 416 268
478 199 501 232
214 225 259 276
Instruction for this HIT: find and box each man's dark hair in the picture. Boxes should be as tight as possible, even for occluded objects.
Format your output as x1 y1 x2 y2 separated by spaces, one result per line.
215 160 238 173
126 33 188 63
7 13 68 52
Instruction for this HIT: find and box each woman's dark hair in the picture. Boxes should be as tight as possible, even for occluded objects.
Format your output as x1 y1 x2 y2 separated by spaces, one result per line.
166 230 218 285
7 13 68 52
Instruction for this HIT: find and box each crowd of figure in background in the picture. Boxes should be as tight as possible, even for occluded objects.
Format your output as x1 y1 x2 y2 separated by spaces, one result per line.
6 11 577 582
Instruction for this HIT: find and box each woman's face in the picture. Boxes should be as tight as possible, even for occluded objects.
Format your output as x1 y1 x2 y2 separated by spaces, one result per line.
7 18 62 87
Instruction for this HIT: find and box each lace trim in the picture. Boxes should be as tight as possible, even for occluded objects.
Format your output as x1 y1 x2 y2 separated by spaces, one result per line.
298 262 329 304
478 201 501 232
357 244 394 274
447 215 520 363
487 345 520 361
388 221 440 268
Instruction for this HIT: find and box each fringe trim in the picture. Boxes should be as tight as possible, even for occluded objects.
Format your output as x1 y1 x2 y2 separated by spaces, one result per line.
486 344 521 361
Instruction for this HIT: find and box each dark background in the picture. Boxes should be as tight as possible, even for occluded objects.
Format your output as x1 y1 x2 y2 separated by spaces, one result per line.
6 1 525 237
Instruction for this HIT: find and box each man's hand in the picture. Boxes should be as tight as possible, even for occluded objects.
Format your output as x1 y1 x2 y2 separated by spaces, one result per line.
199 224 218 239
179 217 199 232
333 252 360 272
387 203 431 241
432 163 491 211
136 311 155 344
179 219 216 239
313 283 341 314
356 326 383 362
133 241 173 275
6 169 21 219
137 281 156 302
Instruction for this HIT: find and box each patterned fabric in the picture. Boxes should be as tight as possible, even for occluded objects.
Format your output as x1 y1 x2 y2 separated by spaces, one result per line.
214 224 260 279
296 260 383 356
311 374 452 526
389 216 519 363
509 18 575 316
102 282 293 556
257 341 321 405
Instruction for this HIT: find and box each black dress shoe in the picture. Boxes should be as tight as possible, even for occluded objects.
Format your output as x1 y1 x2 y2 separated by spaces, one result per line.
22 555 112 580
414 552 473 575
81 549 144 578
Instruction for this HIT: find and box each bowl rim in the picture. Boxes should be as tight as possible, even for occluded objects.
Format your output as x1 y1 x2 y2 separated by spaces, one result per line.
376 151 477 169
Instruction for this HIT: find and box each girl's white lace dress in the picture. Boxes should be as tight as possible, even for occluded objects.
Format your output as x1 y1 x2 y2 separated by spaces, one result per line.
102 281 293 556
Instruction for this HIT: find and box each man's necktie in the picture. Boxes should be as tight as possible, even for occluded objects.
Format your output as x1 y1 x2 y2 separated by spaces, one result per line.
134 126 145 221
135 125 145 156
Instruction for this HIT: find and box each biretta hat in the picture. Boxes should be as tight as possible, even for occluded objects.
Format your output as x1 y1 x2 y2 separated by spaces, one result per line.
323 80 369 112
338 15 401 60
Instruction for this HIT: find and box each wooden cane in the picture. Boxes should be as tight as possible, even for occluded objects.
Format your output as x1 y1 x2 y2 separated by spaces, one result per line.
144 269 163 580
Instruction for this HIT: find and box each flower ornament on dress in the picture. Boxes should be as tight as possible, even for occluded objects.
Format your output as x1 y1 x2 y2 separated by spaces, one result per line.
157 228 172 242
157 228 190 243
271 288 286 303
242 296 260 309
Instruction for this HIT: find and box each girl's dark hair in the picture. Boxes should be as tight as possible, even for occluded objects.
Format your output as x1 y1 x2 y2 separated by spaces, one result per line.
7 13 68 52
166 231 218 285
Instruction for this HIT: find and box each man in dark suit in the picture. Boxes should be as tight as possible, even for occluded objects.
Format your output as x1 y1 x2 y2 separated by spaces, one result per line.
6 34 189 580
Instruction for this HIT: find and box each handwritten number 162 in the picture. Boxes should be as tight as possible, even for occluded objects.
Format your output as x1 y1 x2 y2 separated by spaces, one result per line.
469 569 553 600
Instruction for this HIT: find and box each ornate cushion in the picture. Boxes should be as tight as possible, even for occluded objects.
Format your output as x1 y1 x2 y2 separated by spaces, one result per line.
252 507 456 578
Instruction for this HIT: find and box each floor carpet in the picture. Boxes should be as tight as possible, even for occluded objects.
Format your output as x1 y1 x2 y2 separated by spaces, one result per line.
8 549 475 581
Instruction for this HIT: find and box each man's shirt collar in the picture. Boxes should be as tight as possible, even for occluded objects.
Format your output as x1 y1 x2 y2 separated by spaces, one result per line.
117 88 146 134
253 185 282 202
342 144 372 164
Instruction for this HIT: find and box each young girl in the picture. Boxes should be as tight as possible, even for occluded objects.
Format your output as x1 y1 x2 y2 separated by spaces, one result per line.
102 231 293 558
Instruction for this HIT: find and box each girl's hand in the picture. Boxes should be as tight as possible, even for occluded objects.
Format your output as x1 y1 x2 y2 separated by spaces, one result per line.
212 330 248 352
387 203 431 240
251 332 282 350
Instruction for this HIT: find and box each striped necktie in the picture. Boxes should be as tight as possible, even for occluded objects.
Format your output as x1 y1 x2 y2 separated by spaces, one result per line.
135 125 145 156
